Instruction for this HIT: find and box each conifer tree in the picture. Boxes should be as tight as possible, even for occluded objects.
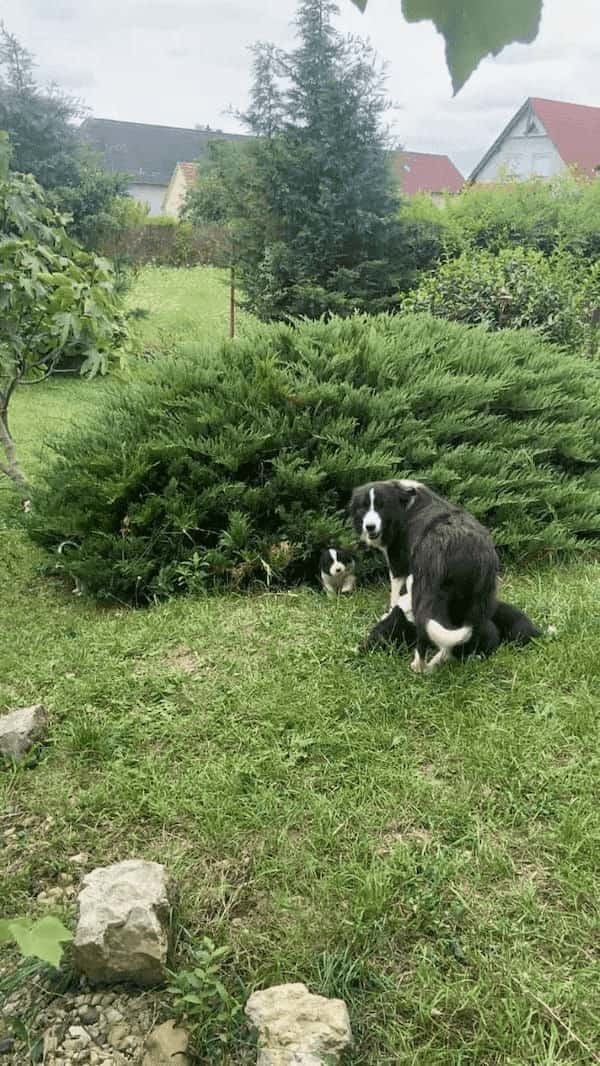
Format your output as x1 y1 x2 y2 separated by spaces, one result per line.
235 0 403 319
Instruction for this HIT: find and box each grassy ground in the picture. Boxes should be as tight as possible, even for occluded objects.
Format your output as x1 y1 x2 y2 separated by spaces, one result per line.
127 265 248 353
1 268 599 1064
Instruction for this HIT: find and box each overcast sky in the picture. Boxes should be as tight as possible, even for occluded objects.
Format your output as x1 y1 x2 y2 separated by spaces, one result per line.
3 0 599 176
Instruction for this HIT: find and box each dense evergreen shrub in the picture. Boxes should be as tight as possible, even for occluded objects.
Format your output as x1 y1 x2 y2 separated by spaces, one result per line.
28 314 600 603
404 247 600 353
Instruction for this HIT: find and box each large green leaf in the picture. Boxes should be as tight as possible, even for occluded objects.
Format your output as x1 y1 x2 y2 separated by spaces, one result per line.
1 916 73 968
350 0 543 94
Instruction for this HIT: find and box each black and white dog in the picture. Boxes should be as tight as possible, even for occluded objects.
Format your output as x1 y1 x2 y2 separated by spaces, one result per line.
320 548 356 597
350 479 500 673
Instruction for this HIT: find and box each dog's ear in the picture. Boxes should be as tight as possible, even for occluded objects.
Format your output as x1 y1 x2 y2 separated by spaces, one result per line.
348 486 365 515
391 479 419 506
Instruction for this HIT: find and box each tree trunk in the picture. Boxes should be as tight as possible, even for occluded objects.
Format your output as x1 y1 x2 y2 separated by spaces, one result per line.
0 409 29 491
229 264 236 339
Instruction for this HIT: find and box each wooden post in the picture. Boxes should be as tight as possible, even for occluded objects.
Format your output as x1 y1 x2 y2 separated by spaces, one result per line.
229 264 236 339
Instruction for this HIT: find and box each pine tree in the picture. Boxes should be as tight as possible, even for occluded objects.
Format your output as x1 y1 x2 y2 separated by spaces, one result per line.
0 23 81 189
235 0 403 319
0 25 130 249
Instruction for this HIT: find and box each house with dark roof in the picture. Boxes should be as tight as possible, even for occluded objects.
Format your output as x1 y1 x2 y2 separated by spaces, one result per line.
80 116 464 215
163 162 199 217
390 150 463 200
80 117 249 214
470 97 600 183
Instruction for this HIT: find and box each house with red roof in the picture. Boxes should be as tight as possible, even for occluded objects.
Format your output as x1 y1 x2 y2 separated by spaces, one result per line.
390 150 463 200
470 97 600 183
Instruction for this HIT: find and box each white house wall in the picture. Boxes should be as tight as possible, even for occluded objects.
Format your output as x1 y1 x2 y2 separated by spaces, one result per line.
162 168 188 218
475 111 565 182
127 182 167 215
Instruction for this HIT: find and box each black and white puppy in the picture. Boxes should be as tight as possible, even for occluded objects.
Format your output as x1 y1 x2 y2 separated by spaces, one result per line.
350 479 500 673
360 598 544 657
320 548 356 597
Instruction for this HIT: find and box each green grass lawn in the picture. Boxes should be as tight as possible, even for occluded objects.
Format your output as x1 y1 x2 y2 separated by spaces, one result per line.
1 268 599 1064
127 264 248 353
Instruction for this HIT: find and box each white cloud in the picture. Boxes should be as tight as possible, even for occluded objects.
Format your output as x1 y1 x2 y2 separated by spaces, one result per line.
2 0 599 176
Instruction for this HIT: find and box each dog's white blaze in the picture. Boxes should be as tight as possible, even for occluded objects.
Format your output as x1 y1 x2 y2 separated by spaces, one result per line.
362 487 382 539
426 619 472 650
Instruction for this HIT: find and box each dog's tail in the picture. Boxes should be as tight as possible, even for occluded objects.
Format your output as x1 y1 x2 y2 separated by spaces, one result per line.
426 619 473 650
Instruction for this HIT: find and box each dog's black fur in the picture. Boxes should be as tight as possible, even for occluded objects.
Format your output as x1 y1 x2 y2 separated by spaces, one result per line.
491 600 543 645
350 479 500 670
360 599 541 657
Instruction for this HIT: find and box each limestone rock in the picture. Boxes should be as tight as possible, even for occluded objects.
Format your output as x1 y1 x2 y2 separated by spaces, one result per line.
245 983 352 1066
107 1021 130 1049
0 704 48 760
142 1019 190 1065
73 860 171 986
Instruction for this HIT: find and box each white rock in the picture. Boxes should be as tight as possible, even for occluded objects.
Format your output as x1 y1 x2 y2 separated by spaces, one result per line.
43 1030 59 1057
142 1019 190 1065
0 704 48 760
245 983 352 1066
70 852 90 865
73 860 171 986
68 1025 91 1045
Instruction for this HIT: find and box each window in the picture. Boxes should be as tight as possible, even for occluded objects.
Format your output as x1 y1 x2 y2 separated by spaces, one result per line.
525 116 540 135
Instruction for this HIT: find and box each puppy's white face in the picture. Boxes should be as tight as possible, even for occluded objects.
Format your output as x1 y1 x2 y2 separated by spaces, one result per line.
328 548 346 576
320 547 354 579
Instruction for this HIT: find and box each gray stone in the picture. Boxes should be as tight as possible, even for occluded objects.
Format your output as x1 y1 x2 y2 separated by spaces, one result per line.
0 1038 15 1055
0 704 48 760
107 1021 130 1050
142 1020 190 1066
79 1006 100 1026
245 983 352 1066
104 1007 123 1024
73 860 171 986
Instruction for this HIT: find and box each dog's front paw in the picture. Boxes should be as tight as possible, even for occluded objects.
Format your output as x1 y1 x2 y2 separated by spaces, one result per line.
410 651 425 674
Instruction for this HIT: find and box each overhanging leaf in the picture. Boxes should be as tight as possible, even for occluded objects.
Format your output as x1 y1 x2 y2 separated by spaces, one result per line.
349 0 543 94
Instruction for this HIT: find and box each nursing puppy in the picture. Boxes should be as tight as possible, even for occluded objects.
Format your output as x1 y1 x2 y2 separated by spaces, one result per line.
361 598 542 657
320 548 356 597
350 479 500 673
